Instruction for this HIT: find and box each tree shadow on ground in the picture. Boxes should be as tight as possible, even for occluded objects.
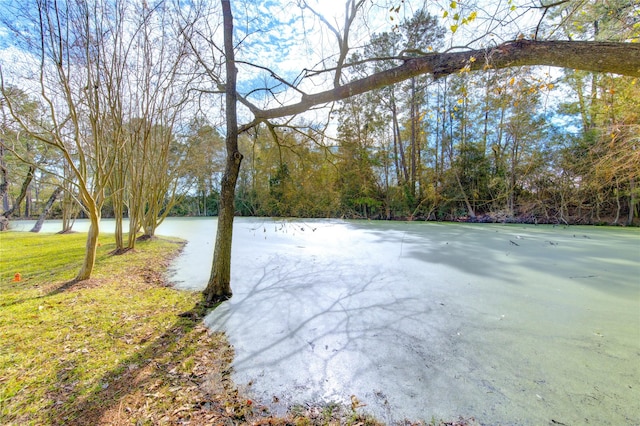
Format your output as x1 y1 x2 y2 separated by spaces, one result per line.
0 278 82 309
41 301 242 426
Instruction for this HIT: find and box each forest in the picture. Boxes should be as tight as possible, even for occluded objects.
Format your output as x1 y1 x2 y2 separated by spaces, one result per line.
1 0 639 242
189 65 640 225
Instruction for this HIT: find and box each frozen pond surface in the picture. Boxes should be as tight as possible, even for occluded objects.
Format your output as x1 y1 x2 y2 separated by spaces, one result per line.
12 218 640 424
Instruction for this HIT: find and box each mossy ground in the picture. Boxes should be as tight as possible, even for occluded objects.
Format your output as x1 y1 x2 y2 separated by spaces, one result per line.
0 230 473 426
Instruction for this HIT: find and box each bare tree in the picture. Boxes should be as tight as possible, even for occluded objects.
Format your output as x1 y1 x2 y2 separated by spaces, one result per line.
200 0 241 302
0 87 45 229
1 0 123 279
107 1 196 250
3 0 193 262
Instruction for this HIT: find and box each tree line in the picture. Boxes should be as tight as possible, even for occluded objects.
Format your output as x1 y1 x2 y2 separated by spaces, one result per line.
6 62 638 227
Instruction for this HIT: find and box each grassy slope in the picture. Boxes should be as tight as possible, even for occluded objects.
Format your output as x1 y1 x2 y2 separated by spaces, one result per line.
0 232 209 424
0 231 406 426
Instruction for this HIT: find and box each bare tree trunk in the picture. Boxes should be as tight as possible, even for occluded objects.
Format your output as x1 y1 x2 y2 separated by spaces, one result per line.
30 186 63 232
455 171 476 219
392 122 401 185
410 77 417 197
613 178 621 225
110 162 127 251
391 95 408 184
434 95 440 188
203 0 242 305
24 185 32 218
113 204 124 251
0 145 8 231
1 165 35 230
61 167 78 233
628 178 637 226
76 206 101 281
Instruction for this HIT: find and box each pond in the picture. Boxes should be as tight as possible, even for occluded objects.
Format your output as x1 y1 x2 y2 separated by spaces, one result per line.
11 217 640 424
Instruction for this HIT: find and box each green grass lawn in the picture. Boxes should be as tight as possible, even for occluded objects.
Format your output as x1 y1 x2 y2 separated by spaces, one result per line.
0 231 223 425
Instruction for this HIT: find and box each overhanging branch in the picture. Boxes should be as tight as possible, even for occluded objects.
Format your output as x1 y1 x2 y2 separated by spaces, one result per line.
254 40 640 121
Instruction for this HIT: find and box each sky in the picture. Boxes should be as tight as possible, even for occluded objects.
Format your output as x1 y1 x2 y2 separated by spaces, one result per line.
0 0 549 127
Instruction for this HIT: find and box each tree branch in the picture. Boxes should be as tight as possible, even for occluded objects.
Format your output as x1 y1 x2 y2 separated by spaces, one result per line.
254 40 640 121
